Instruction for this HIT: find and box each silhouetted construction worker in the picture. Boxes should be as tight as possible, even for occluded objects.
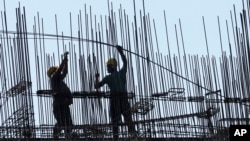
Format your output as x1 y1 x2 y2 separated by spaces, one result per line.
47 52 73 139
94 45 136 140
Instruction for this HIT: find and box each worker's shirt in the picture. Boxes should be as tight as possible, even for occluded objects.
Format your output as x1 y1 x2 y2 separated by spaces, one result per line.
102 66 127 95
50 73 71 105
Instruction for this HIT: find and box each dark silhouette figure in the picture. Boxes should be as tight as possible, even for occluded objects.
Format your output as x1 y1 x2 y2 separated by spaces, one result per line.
94 46 136 140
47 52 73 139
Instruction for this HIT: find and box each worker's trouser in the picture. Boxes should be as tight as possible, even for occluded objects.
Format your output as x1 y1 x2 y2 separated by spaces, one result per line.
110 94 135 139
53 104 73 138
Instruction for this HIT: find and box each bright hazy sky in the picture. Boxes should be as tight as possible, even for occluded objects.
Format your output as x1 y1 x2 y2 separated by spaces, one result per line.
0 0 244 56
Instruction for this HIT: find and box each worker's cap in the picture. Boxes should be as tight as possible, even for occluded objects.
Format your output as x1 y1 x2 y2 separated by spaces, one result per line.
47 66 59 77
106 58 117 68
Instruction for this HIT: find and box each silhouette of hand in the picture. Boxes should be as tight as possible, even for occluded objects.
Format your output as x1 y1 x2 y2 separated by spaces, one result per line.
116 45 123 52
64 52 69 57
64 52 69 61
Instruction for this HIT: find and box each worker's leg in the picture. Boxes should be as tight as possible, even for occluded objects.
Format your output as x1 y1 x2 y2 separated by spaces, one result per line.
53 104 63 138
110 98 122 140
121 96 136 134
63 104 73 138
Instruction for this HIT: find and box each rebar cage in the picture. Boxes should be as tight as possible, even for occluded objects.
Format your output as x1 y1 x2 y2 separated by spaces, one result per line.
0 1 250 141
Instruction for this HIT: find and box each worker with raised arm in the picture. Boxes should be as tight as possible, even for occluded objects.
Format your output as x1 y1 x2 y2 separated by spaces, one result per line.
47 52 73 139
94 45 136 140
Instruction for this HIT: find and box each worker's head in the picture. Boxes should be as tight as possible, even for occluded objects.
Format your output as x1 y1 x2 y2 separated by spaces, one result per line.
106 58 117 73
47 66 59 78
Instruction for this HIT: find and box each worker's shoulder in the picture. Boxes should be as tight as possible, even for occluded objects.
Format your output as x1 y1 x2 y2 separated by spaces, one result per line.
119 66 127 74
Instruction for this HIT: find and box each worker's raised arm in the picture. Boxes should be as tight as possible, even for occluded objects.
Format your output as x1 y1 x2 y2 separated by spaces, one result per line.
55 52 69 77
61 59 68 79
116 45 127 69
62 52 69 77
